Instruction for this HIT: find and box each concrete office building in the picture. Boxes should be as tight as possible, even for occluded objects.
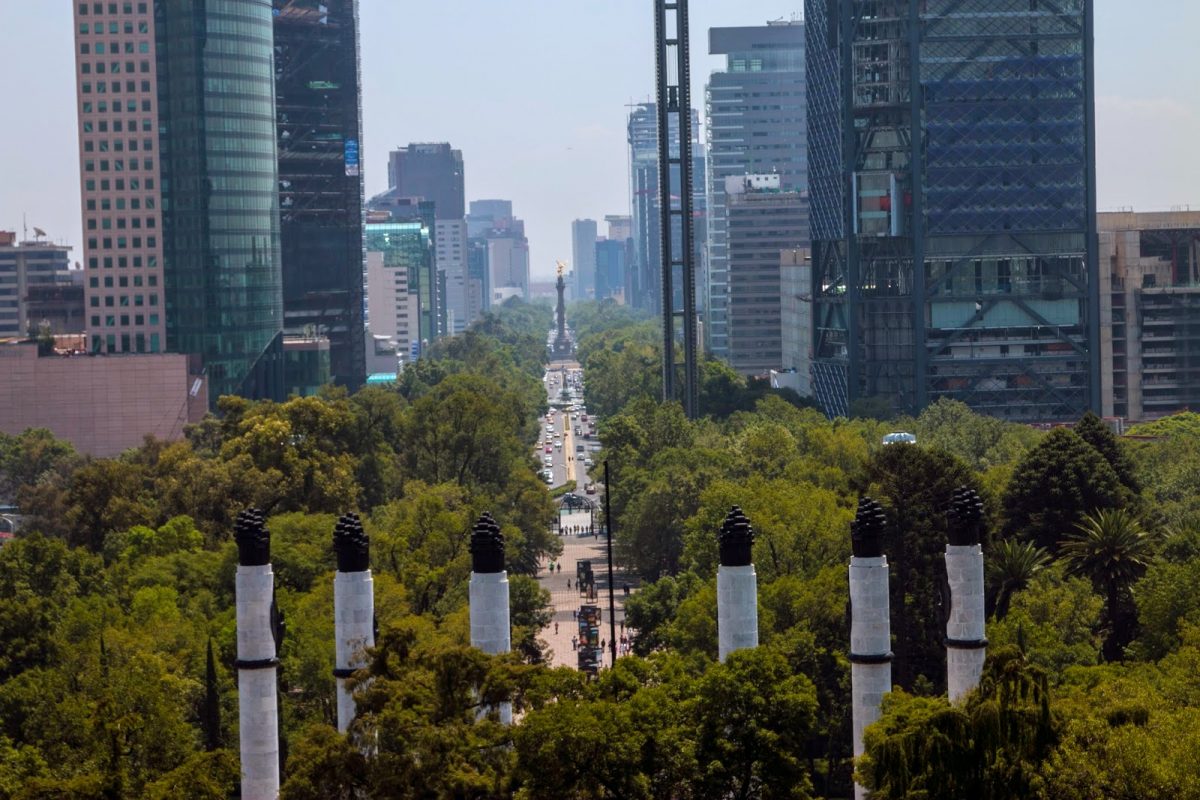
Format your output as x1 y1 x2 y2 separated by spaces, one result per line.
466 200 530 305
488 236 530 301
275 0 367 389
778 248 812 396
388 143 465 220
572 219 598 302
705 21 807 358
725 175 809 375
0 233 80 339
806 0 1098 420
1099 210 1200 422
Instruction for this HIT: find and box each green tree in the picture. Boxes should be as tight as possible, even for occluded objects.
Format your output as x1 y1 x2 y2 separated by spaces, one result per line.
987 539 1051 619
1003 428 1124 552
1074 411 1140 495
1061 508 1157 661
859 647 1056 800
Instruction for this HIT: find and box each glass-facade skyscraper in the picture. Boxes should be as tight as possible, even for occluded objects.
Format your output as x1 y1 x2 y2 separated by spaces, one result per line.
274 0 366 390
157 0 285 404
806 0 1099 420
704 22 807 358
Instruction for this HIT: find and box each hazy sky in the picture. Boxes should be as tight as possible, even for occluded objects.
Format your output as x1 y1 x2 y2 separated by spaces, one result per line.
2 2 1198 281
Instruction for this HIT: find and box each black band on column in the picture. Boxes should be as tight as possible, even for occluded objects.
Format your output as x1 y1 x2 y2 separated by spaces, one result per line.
333 667 357 679
849 651 894 664
945 637 988 650
235 657 279 670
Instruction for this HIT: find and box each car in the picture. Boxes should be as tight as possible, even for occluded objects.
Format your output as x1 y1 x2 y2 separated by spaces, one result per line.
583 431 591 439
541 470 554 484
555 441 562 449
545 445 552 453
584 482 596 495
584 457 594 467
882 432 917 446
581 414 588 421
576 443 584 453
574 427 582 435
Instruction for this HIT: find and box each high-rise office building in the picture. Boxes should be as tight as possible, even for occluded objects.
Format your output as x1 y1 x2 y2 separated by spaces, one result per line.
627 103 703 316
806 0 1098 420
466 200 529 305
1099 211 1200 423
594 238 628 303
0 233 79 339
388 143 465 220
365 219 435 361
73 0 168 357
275 0 366 389
157 0 286 404
572 219 598 301
705 21 807 359
725 175 809 375
435 220 468 334
71 0 284 405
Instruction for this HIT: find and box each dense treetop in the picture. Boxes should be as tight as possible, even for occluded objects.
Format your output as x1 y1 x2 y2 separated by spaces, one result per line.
2 299 1200 797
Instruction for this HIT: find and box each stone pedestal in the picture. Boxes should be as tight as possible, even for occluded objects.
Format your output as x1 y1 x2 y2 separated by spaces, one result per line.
334 569 375 733
236 564 279 800
945 544 986 704
469 570 512 724
850 555 891 800
717 564 759 663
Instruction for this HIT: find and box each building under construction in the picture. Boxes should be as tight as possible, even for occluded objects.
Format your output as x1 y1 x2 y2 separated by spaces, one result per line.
275 0 367 389
805 0 1099 421
1100 211 1200 422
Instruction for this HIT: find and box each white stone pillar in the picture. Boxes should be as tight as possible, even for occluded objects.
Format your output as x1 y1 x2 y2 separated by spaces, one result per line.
333 513 375 734
945 544 985 703
234 510 279 800
718 565 759 662
469 513 512 724
850 498 891 800
946 487 987 704
717 506 759 663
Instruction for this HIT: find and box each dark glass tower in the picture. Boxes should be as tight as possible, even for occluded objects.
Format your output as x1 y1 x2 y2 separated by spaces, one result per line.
806 0 1099 421
274 0 366 389
157 0 285 405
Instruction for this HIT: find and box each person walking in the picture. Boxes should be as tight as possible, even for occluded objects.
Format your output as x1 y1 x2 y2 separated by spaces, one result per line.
554 622 559 635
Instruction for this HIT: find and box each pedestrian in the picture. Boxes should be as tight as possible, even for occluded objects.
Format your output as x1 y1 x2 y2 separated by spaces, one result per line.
554 622 559 635
567 578 571 589
600 638 606 651
571 635 577 651
572 609 577 620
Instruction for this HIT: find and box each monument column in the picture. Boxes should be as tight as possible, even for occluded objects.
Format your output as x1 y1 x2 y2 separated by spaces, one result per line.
468 512 512 723
717 506 759 662
333 512 374 733
850 498 891 800
234 508 281 800
945 487 987 704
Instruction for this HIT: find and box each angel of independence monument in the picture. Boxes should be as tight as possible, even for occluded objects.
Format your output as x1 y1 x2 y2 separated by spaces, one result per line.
552 261 572 359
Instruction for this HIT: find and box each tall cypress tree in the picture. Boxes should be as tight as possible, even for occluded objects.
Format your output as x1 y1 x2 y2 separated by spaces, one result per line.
202 639 222 751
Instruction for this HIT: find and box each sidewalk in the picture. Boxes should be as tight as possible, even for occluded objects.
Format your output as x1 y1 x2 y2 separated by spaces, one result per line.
537 529 638 669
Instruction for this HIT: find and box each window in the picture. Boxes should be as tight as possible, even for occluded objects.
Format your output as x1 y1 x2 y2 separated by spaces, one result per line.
91 315 101 327
89 277 99 288
82 63 91 74
79 23 89 33
149 314 159 325
81 44 90 55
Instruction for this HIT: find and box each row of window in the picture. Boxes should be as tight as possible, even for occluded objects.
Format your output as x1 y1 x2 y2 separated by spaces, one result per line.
90 293 157 308
86 217 157 231
83 158 155 173
82 117 153 134
91 333 161 355
80 80 153 94
78 3 148 16
83 139 154 154
79 21 149 34
90 314 160 328
85 236 157 251
90 274 158 289
84 177 155 192
87 255 158 269
85 198 156 212
81 100 151 114
79 40 151 55
80 59 150 75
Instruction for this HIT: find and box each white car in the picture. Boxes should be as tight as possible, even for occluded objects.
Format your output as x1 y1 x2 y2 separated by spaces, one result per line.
584 457 594 467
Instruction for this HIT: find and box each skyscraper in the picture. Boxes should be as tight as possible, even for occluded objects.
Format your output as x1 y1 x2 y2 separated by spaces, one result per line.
275 0 366 389
387 143 465 220
157 0 286 404
725 175 809 376
571 219 598 301
806 0 1098 420
704 21 807 359
73 0 168 356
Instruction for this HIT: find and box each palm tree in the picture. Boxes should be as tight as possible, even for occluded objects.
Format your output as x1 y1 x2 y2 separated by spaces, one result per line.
1059 508 1157 661
986 539 1051 620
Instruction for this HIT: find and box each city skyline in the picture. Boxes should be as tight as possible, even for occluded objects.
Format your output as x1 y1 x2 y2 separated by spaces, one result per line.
0 2 1197 284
